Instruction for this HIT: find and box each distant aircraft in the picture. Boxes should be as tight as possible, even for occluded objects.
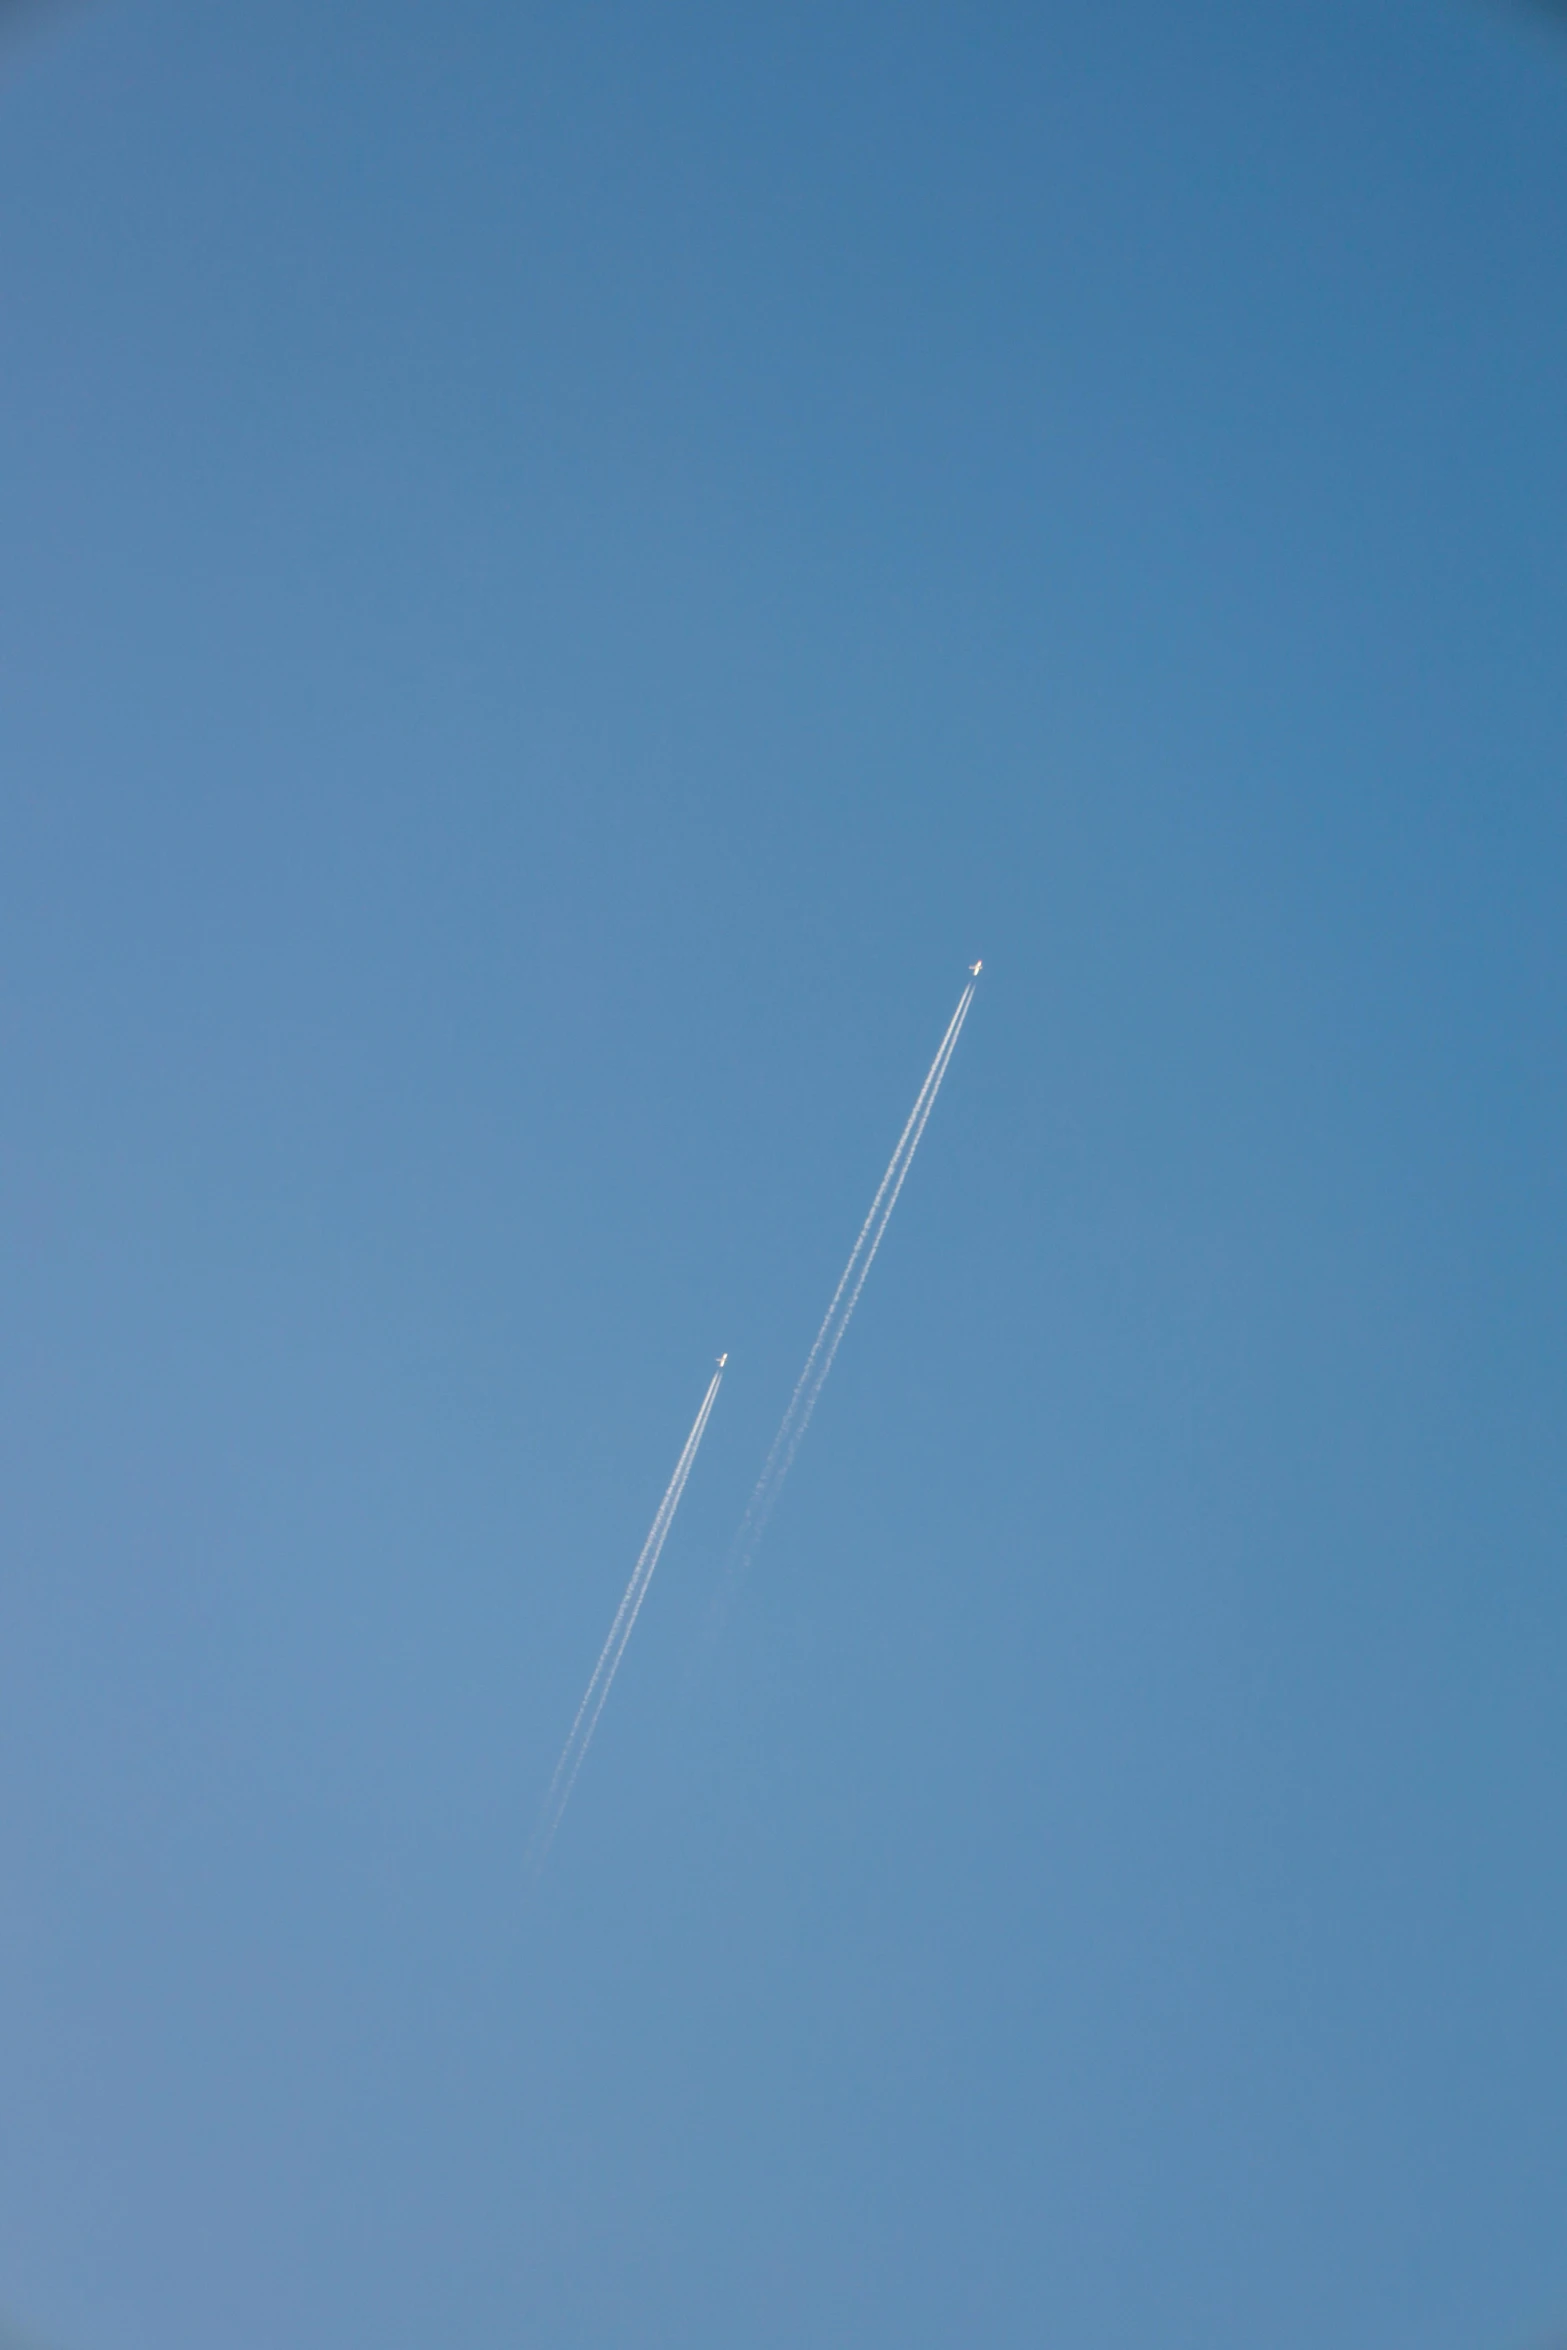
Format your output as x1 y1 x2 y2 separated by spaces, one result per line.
717 1352 729 1368
969 959 983 976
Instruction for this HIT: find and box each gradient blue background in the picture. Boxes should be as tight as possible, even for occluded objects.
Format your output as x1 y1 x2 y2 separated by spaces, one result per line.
3 2 1567 2344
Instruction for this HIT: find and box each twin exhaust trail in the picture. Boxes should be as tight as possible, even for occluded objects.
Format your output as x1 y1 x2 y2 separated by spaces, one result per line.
527 1358 726 1874
721 966 978 1609
530 964 980 1869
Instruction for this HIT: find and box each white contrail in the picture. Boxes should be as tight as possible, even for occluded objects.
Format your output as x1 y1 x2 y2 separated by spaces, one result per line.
542 1372 721 1835
724 971 978 1594
774 987 970 1477
530 1361 725 1871
750 982 973 1509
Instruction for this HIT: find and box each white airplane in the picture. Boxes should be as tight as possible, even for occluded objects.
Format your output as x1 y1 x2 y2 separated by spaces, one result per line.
717 1352 729 1368
969 959 983 976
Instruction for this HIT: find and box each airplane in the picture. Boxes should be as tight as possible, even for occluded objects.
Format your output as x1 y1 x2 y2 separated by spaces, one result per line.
969 959 983 976
717 1352 729 1368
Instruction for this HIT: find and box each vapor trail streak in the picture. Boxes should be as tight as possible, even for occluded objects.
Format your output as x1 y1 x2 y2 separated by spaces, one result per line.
530 1362 725 1871
724 972 977 1595
774 988 970 1477
543 1372 720 1835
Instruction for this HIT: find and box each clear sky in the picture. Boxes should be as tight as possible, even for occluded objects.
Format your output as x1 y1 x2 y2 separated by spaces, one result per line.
2 2 1566 2345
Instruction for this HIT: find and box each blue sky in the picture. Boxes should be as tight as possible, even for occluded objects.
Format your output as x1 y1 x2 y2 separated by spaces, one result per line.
2 2 1567 2344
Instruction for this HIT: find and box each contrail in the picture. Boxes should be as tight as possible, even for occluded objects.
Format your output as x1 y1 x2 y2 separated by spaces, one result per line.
530 1359 726 1871
723 966 980 1599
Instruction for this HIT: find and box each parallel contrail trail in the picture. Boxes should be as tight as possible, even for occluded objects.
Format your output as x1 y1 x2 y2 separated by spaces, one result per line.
722 968 979 1599
530 1360 726 1871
